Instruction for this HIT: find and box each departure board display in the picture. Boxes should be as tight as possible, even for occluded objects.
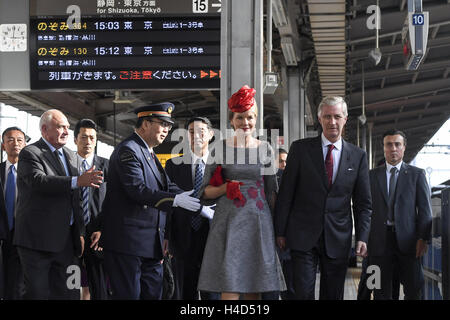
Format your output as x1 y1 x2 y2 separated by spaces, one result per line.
29 0 221 90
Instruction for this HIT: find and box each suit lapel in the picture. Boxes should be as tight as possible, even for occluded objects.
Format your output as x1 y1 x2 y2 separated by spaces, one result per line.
91 155 100 201
0 162 5 190
63 148 78 176
376 165 389 206
141 143 164 187
309 136 328 189
186 156 193 189
334 140 350 187
39 139 66 176
132 133 163 187
395 162 408 203
153 153 168 189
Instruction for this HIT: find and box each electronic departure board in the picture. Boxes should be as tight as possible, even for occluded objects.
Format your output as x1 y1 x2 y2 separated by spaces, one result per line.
29 0 221 90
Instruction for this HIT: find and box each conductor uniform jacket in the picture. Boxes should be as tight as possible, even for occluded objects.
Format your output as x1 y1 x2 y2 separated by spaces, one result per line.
101 132 183 260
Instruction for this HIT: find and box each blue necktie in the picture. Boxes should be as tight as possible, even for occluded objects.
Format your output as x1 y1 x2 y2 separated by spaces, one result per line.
5 165 16 230
191 160 204 231
81 160 90 225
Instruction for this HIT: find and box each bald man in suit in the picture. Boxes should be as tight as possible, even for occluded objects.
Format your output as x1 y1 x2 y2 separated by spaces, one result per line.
14 110 104 299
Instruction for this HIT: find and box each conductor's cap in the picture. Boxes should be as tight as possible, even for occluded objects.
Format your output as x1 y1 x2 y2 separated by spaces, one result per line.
134 102 175 124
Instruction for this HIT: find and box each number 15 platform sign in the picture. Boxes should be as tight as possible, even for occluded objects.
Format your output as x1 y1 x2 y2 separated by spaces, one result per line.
29 0 221 90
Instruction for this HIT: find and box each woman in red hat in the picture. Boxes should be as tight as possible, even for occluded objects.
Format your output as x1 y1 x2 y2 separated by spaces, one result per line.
197 85 285 300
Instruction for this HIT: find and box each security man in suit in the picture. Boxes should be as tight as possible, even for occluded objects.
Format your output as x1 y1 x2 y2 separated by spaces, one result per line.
367 129 432 300
0 185 5 299
74 119 110 300
101 103 202 300
14 109 104 300
275 96 372 300
0 127 27 299
273 147 296 300
165 116 219 300
276 148 288 187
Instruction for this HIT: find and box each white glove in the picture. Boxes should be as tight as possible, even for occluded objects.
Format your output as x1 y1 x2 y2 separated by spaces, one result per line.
173 190 201 211
200 205 215 220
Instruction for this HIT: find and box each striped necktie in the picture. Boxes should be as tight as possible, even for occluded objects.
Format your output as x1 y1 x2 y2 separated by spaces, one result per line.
81 160 90 225
191 160 204 231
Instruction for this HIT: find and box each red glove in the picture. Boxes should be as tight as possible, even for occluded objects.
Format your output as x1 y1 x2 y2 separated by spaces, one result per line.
226 180 244 201
209 165 224 186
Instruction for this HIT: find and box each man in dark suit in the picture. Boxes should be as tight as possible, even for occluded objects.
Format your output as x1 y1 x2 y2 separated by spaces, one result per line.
276 148 288 186
367 130 432 300
101 103 202 300
0 159 9 299
274 96 372 300
0 127 27 299
165 116 219 300
272 148 296 300
74 119 110 300
0 186 5 299
14 109 104 300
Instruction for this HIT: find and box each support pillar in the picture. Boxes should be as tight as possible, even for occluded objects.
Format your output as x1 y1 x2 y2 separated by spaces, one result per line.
287 67 305 145
220 0 264 136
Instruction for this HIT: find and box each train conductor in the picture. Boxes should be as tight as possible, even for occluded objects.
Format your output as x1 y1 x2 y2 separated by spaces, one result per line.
101 103 201 300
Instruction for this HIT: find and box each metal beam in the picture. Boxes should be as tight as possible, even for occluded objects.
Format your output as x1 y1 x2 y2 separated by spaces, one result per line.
367 104 450 122
349 35 450 60
361 93 450 113
372 114 449 135
351 58 450 82
349 77 450 108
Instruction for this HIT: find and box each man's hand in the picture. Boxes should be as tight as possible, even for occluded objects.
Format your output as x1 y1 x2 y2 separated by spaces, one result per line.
277 236 286 251
90 231 102 251
356 241 367 257
200 205 215 220
79 236 85 257
77 165 104 188
173 190 201 211
163 239 169 257
416 239 428 258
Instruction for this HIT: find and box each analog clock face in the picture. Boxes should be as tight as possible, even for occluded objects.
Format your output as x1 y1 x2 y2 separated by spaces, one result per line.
0 24 27 52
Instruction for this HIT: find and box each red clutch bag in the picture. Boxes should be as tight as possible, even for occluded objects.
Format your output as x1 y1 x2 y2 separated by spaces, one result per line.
209 165 224 186
226 180 244 201
209 165 244 200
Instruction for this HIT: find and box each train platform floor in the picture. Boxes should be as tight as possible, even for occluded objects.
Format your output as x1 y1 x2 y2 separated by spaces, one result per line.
315 266 405 300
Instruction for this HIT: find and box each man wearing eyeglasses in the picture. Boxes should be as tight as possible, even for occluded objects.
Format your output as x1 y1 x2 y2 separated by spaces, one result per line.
101 102 202 300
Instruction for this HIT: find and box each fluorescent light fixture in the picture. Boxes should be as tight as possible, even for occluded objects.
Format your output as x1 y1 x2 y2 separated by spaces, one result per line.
272 0 288 28
281 37 297 66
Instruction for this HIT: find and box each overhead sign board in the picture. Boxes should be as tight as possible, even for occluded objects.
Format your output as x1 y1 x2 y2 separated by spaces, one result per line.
29 0 221 90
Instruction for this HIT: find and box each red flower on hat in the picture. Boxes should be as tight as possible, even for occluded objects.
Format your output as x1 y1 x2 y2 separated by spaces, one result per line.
228 85 256 113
